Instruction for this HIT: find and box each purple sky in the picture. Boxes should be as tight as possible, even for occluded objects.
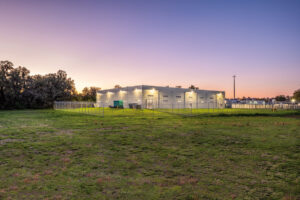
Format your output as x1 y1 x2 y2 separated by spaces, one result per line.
1 0 299 98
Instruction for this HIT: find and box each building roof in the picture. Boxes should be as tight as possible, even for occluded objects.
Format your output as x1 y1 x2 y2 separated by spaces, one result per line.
97 85 224 93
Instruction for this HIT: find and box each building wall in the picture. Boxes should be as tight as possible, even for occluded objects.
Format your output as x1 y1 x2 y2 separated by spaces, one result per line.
97 85 225 109
97 86 143 108
158 90 185 109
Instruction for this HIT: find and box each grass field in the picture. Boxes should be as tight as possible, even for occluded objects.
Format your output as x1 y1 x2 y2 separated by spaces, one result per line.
59 107 300 117
0 109 299 199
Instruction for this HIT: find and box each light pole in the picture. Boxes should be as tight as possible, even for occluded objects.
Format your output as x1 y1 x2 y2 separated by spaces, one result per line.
233 75 236 99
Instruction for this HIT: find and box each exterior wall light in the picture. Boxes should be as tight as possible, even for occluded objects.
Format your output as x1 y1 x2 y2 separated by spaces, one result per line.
107 91 113 97
150 88 155 94
134 88 141 97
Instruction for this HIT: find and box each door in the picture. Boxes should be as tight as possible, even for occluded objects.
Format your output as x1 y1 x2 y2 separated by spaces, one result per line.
146 99 153 109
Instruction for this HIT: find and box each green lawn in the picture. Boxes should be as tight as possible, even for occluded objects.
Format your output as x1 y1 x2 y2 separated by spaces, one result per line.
0 109 299 199
59 107 300 117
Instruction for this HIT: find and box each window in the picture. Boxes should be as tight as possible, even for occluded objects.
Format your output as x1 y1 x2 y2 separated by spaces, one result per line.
189 96 193 99
163 100 168 102
147 95 154 97
176 96 181 98
163 95 168 98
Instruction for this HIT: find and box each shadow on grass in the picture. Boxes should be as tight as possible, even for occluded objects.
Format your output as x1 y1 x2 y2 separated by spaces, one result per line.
184 110 300 118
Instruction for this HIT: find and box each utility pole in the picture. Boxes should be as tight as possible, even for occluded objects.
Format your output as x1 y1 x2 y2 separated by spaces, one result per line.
233 75 236 99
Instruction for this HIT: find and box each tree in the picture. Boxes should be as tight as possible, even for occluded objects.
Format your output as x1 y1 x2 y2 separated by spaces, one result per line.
275 95 286 102
176 86 182 88
189 85 195 89
0 61 31 109
114 85 121 89
0 60 77 109
293 89 300 101
81 87 101 101
31 70 76 108
189 85 199 90
8 66 30 108
0 61 14 108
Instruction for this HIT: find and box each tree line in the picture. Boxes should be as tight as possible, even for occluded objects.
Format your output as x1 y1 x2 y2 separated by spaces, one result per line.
1 60 299 109
0 61 100 109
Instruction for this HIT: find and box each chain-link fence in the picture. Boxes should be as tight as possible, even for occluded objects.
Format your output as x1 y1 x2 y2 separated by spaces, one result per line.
54 101 158 117
54 101 300 117
231 103 300 110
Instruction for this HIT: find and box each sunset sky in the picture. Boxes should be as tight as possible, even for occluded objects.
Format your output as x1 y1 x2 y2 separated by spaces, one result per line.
0 0 299 98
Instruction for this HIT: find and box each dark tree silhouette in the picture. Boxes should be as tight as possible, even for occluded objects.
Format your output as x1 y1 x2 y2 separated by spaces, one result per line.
293 89 300 101
80 87 101 101
275 95 287 102
189 85 199 90
0 61 76 109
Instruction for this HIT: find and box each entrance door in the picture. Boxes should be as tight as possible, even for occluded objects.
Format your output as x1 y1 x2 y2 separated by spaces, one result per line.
146 99 154 109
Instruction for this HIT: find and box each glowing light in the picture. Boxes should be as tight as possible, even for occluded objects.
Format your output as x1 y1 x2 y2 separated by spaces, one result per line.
134 88 141 93
217 93 222 97
291 98 296 103
106 91 113 97
134 88 141 97
150 88 155 94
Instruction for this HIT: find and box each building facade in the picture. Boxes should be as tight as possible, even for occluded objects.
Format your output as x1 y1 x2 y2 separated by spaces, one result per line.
96 85 225 109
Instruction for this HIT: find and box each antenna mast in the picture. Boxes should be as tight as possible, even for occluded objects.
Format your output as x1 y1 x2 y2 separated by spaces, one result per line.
233 75 236 99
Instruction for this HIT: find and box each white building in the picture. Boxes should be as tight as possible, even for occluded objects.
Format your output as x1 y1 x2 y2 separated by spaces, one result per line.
97 85 225 109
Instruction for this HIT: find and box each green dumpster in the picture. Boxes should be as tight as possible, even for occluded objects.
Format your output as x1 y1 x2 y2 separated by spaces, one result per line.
114 100 124 108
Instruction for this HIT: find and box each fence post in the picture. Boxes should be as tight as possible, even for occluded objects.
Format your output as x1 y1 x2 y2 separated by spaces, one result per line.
208 102 210 113
102 104 104 117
